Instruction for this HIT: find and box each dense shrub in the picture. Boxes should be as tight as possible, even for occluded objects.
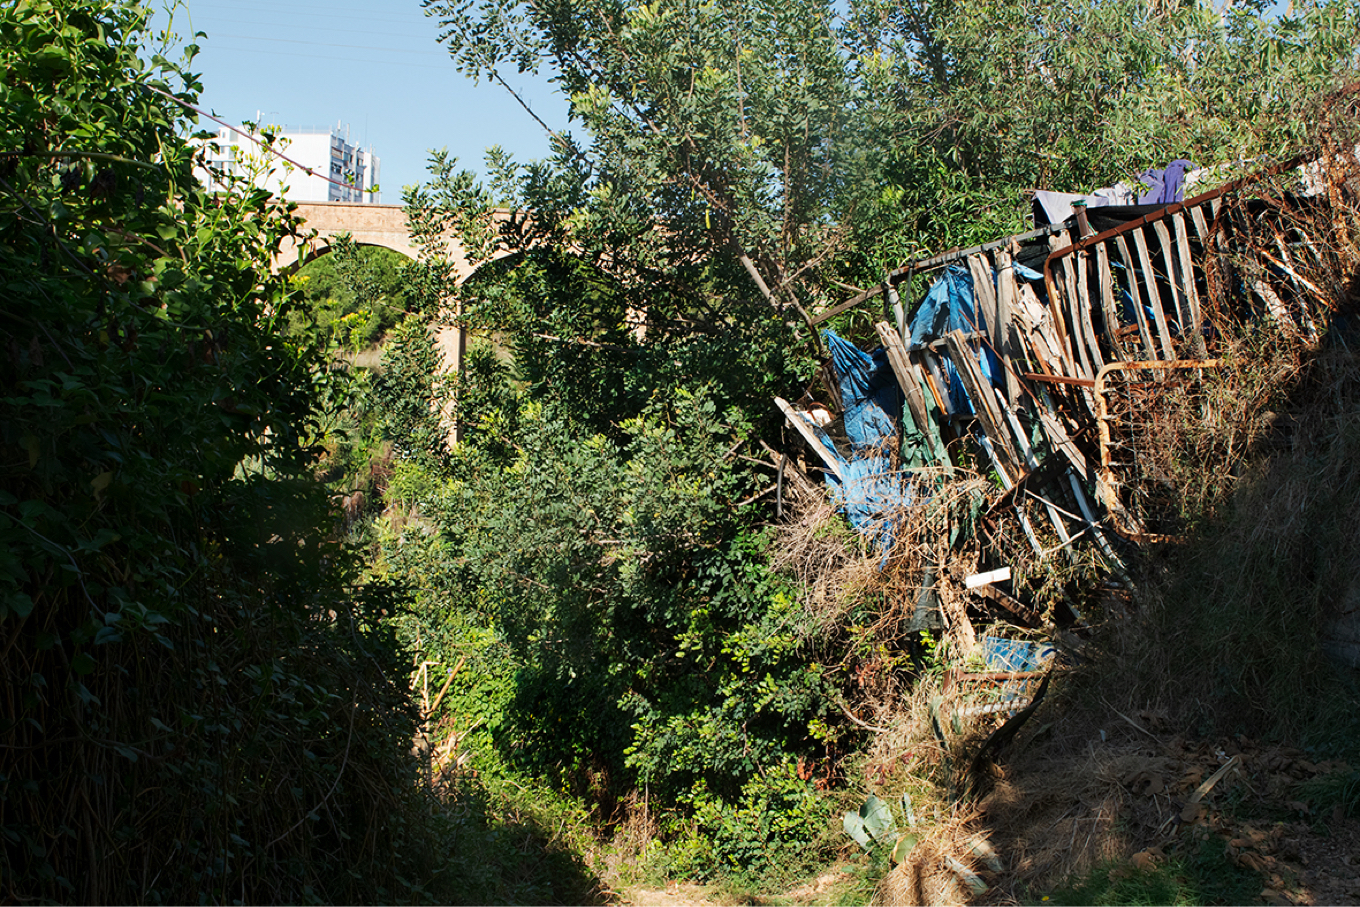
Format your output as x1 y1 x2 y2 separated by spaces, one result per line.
0 3 429 900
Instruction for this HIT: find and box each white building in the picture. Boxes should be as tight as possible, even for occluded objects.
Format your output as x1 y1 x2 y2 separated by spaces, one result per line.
198 122 380 204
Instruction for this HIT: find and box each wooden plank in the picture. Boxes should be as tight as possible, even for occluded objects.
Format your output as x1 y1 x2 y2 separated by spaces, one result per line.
810 295 864 327
1153 220 1189 351
1172 212 1207 357
975 583 1042 628
970 402 1043 556
992 249 1023 403
986 437 1068 512
1113 233 1156 359
1066 467 1126 574
918 348 955 418
1095 242 1128 363
1269 230 1321 338
1263 244 1325 336
967 253 1002 355
1253 279 1297 331
909 330 983 353
1028 481 1079 559
1014 282 1064 376
1131 226 1175 359
774 396 844 481
876 321 932 441
996 387 1074 558
966 566 1011 588
1189 204 1210 242
945 330 1021 477
1061 248 1094 380
1075 250 1105 372
1043 230 1080 379
1038 410 1090 479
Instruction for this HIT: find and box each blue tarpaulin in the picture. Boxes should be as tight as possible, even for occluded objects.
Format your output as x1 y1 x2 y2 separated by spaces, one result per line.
824 331 899 456
820 329 914 551
981 636 1054 706
982 636 1055 672
908 265 1005 413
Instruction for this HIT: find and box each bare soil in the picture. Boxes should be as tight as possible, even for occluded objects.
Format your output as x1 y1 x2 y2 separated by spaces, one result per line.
974 718 1360 906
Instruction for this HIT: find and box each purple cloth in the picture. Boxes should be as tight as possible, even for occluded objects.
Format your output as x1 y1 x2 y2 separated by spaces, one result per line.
1136 159 1197 205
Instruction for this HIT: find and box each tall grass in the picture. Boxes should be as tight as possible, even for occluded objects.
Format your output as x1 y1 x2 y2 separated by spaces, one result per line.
1108 337 1360 749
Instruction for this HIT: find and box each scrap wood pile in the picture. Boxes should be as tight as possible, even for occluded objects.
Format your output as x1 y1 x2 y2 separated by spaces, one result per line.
775 98 1360 733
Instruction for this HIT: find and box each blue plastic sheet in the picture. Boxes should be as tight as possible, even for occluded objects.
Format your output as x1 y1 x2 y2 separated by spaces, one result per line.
981 636 1054 706
982 636 1055 673
824 330 899 456
820 329 915 551
828 456 912 552
908 265 978 348
907 265 1004 414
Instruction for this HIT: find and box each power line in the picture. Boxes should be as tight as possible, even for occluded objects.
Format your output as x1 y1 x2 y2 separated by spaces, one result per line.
191 43 455 71
142 83 376 195
189 15 438 42
200 31 446 55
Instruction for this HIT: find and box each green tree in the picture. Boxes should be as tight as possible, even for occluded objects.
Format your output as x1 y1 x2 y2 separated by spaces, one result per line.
0 2 427 900
420 0 899 347
390 0 1359 878
290 238 413 350
853 0 1360 244
426 0 1359 278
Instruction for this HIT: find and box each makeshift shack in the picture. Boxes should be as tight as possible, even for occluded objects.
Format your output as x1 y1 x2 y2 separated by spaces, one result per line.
776 141 1360 719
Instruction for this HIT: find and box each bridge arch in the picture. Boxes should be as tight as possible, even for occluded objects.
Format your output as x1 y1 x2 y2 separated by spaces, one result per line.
274 202 422 273
280 239 418 280
281 201 527 446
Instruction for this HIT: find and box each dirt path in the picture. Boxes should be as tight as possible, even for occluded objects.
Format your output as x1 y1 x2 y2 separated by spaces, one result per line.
619 883 722 906
617 869 848 906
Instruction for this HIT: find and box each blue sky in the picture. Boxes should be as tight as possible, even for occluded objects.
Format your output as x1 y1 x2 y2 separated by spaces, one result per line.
150 0 572 202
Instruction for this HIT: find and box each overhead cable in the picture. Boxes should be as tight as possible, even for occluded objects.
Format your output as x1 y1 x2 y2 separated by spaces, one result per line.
141 83 372 194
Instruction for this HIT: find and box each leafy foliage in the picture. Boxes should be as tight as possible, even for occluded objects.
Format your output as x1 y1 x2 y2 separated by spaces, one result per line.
371 313 455 472
857 0 1360 244
0 2 433 901
385 0 1360 882
378 324 843 869
423 0 891 338
428 0 1359 281
288 239 413 351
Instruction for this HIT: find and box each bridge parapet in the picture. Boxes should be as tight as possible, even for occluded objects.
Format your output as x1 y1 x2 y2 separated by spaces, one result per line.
276 202 424 272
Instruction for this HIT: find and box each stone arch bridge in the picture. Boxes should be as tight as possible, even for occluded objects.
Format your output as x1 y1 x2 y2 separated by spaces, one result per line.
276 202 425 273
280 201 502 443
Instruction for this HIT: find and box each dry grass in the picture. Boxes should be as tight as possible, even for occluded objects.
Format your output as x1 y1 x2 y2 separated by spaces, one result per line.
970 705 1149 899
873 830 977 906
